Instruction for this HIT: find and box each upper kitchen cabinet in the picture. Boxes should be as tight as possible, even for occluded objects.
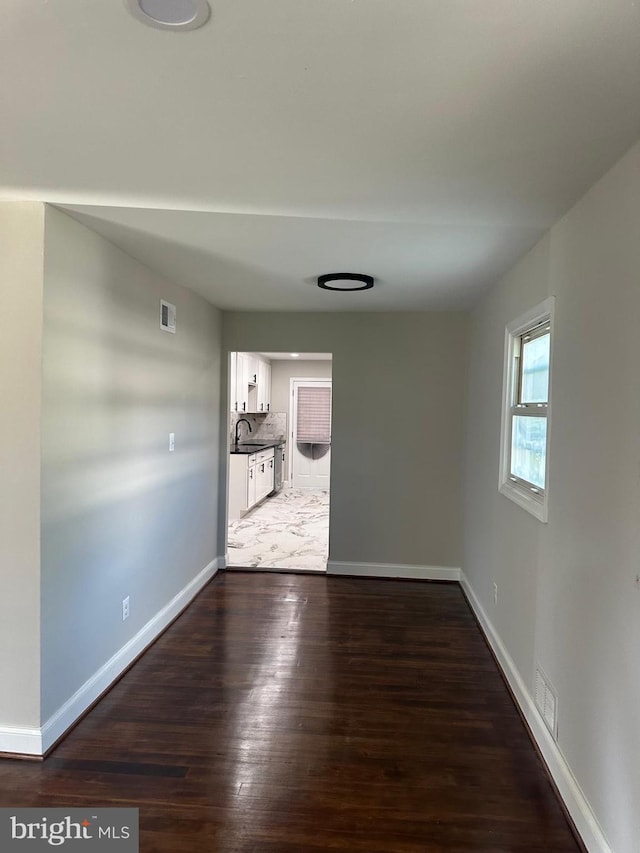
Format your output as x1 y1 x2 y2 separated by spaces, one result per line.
230 352 271 413
246 354 259 387
257 359 271 413
231 351 249 413
229 351 237 413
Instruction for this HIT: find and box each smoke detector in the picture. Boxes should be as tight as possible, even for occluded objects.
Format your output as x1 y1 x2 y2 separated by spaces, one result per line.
126 0 211 31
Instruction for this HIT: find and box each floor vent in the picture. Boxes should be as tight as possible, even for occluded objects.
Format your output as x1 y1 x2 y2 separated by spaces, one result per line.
535 666 558 739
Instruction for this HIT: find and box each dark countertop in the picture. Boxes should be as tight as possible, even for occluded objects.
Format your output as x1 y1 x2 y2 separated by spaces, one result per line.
230 439 286 455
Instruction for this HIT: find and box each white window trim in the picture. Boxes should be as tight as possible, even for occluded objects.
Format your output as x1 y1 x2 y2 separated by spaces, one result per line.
498 296 554 523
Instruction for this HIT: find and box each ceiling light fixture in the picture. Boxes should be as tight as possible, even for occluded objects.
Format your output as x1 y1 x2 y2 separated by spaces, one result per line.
290 353 300 358
317 273 374 292
126 0 211 31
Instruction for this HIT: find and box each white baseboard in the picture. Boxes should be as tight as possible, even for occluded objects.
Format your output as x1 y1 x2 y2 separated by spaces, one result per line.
459 571 612 853
0 557 221 758
40 557 221 755
0 725 43 757
327 560 460 581
2 556 610 853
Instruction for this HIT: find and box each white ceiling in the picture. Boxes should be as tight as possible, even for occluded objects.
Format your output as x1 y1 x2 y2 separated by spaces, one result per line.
2 0 640 310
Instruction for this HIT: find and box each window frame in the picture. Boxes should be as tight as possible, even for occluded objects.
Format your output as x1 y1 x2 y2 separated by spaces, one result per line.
498 297 554 522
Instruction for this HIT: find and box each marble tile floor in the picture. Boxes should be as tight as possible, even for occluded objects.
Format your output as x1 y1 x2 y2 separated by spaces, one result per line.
227 486 329 572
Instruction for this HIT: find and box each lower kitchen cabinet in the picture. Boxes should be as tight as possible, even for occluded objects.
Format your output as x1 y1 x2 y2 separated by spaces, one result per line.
255 453 274 503
229 448 275 521
247 460 257 508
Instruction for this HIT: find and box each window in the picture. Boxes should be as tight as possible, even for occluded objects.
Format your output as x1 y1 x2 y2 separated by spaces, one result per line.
296 385 332 444
499 298 554 522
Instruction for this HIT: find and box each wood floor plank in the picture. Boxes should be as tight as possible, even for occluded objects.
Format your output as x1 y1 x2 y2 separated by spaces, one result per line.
0 573 582 851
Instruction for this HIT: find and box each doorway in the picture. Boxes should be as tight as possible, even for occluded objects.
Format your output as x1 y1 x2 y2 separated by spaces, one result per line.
226 352 332 572
291 378 332 489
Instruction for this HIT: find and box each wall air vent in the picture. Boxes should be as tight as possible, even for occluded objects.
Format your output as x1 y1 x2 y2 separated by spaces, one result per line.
535 665 558 739
160 300 176 334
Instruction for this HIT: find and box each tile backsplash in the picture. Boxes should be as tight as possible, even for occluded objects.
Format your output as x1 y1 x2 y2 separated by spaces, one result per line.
230 412 287 444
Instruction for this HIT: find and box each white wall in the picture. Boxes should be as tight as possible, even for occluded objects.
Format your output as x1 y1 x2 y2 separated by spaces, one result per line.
0 202 44 733
222 313 468 571
463 139 640 853
40 207 222 722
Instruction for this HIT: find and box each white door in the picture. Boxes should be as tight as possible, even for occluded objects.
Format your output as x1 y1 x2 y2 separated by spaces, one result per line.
291 379 332 489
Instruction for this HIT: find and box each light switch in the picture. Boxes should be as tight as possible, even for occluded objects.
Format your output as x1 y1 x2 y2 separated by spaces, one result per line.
169 432 175 452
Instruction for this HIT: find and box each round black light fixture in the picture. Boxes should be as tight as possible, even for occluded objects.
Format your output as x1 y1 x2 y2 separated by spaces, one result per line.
317 273 374 292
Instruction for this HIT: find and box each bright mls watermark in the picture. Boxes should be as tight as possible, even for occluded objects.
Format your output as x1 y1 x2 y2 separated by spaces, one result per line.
1 809 138 851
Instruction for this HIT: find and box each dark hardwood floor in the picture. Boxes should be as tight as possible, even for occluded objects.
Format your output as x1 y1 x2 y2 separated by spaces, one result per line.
0 572 581 852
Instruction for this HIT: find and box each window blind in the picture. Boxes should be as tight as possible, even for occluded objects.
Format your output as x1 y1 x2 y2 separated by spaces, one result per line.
296 386 331 444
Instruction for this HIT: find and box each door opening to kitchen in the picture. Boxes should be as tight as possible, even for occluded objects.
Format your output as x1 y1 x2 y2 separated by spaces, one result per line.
226 352 332 572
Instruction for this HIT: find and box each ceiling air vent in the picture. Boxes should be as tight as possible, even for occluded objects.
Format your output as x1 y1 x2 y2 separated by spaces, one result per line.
160 300 176 334
535 666 558 740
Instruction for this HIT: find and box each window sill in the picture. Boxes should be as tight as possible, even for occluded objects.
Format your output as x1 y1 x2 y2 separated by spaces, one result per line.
499 481 548 523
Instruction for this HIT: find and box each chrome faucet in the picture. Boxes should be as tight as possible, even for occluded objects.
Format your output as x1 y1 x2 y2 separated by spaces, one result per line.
234 418 252 445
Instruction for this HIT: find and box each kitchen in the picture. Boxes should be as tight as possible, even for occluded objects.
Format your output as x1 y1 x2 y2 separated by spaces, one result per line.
226 352 332 571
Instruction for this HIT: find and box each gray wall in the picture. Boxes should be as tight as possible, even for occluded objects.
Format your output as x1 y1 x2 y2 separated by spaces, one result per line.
464 234 551 687
463 139 640 853
270 358 333 417
270 359 332 479
222 313 468 568
40 207 222 720
0 202 43 730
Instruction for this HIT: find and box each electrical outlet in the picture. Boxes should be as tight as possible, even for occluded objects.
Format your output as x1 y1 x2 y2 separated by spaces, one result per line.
493 583 498 605
122 596 130 622
169 432 175 452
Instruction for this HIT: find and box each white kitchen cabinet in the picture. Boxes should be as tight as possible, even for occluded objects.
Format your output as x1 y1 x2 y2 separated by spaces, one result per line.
228 447 274 520
229 351 237 413
232 352 249 413
246 354 259 387
230 353 272 414
257 359 271 412
255 448 274 502
247 460 257 508
229 452 256 520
